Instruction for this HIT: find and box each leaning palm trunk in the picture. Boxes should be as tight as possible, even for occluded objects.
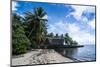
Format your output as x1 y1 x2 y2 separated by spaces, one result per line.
28 28 34 38
24 7 48 48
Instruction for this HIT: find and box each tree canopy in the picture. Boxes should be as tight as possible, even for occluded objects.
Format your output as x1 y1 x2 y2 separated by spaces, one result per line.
12 14 31 55
23 7 48 45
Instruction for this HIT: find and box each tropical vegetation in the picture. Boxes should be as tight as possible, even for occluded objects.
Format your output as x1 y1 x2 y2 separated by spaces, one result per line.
12 7 78 55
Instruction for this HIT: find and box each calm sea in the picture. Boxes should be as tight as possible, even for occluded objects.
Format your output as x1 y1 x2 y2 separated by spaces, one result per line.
55 45 96 61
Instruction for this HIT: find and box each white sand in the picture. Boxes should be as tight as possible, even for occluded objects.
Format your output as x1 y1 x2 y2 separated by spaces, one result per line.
12 49 73 66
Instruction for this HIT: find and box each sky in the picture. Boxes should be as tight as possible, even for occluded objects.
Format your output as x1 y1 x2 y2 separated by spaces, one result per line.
12 1 96 45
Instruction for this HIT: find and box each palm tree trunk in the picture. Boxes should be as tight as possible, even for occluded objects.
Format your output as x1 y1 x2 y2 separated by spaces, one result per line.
28 28 34 38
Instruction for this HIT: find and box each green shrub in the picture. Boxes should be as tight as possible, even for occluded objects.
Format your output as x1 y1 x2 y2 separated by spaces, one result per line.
12 14 31 55
30 41 38 49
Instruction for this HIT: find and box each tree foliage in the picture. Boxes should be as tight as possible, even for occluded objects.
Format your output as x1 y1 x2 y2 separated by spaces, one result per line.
24 7 48 47
47 32 54 37
12 14 31 55
64 33 78 45
55 33 59 38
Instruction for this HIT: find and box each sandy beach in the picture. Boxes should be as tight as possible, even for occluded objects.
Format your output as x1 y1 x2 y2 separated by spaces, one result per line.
12 49 74 66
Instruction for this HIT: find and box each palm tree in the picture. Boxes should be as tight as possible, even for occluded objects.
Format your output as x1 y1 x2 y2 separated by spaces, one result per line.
60 34 64 38
64 33 78 45
47 32 54 37
24 7 48 46
64 33 72 45
55 33 59 38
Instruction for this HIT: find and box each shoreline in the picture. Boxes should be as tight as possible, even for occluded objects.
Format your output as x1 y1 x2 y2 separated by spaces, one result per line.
35 45 84 49
12 49 74 66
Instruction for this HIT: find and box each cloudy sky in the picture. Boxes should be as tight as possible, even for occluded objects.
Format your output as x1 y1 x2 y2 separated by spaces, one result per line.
12 1 96 45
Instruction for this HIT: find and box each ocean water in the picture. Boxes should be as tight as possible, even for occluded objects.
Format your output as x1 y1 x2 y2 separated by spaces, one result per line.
55 45 96 61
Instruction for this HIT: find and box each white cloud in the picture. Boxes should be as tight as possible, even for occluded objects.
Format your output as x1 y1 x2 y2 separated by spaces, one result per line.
67 23 80 33
12 1 25 18
70 6 86 20
43 15 48 19
67 24 95 45
47 21 95 45
88 19 95 29
72 5 95 20
64 5 95 45
12 1 19 11
48 21 68 35
66 5 95 23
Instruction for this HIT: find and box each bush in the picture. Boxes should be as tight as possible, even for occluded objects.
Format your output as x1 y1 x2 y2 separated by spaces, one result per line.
12 25 31 55
30 41 38 49
12 14 31 55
